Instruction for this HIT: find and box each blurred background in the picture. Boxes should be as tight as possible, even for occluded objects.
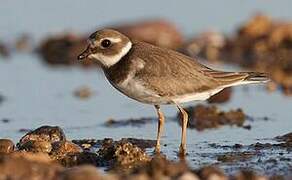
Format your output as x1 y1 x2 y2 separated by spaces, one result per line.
1 0 292 39
0 0 292 175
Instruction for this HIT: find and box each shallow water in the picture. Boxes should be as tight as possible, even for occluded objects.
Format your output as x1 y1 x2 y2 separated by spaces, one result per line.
0 53 292 175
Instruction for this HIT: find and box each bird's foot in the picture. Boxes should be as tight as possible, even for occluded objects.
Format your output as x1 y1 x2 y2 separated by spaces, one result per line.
154 144 161 154
178 144 186 158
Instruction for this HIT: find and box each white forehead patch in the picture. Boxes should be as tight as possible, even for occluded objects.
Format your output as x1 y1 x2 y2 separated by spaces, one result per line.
89 41 132 67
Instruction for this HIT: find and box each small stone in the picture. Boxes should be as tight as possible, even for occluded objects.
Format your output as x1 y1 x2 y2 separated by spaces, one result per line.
1 118 10 123
74 86 93 99
0 139 14 153
15 34 33 52
197 166 227 180
96 139 151 170
114 142 151 169
81 143 92 150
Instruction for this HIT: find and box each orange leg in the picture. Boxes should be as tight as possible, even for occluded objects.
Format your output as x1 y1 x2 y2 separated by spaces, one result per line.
176 104 188 156
154 105 165 153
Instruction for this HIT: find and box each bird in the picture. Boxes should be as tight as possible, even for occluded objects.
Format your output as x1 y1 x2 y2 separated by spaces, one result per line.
78 29 269 156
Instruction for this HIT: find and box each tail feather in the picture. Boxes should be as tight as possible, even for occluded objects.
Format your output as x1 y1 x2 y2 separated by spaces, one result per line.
244 72 270 83
207 70 270 88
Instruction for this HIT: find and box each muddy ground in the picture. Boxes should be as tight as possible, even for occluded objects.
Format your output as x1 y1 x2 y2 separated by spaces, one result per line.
1 125 291 179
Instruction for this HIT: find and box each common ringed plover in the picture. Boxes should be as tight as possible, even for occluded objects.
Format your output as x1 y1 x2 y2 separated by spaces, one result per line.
78 29 268 155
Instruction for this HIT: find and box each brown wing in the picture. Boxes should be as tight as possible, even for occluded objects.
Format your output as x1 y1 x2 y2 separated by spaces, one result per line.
131 41 249 97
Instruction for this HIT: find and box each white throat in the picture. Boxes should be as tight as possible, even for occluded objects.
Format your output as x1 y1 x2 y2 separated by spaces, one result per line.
89 41 132 68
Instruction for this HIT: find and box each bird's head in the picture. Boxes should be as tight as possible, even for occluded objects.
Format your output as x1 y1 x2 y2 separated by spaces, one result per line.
78 29 132 68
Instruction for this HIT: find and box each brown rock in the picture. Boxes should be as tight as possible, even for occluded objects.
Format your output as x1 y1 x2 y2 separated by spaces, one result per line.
114 19 183 49
197 166 227 180
59 165 103 180
0 139 14 154
18 125 66 148
179 104 245 130
97 139 150 170
50 141 82 160
114 142 150 170
0 152 63 180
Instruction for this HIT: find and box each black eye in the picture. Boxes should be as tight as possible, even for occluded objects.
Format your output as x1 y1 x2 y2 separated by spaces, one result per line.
101 39 111 48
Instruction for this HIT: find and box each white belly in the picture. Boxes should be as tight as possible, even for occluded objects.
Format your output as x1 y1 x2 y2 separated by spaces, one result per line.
108 78 167 104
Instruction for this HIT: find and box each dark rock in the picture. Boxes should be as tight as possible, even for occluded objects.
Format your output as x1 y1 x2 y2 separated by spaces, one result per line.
18 125 66 149
96 139 150 170
50 141 82 160
0 139 14 154
217 152 255 163
1 118 10 123
120 138 156 150
275 132 292 143
114 19 183 49
179 104 246 130
207 88 232 103
114 142 151 170
59 152 99 167
18 140 52 153
105 117 155 127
